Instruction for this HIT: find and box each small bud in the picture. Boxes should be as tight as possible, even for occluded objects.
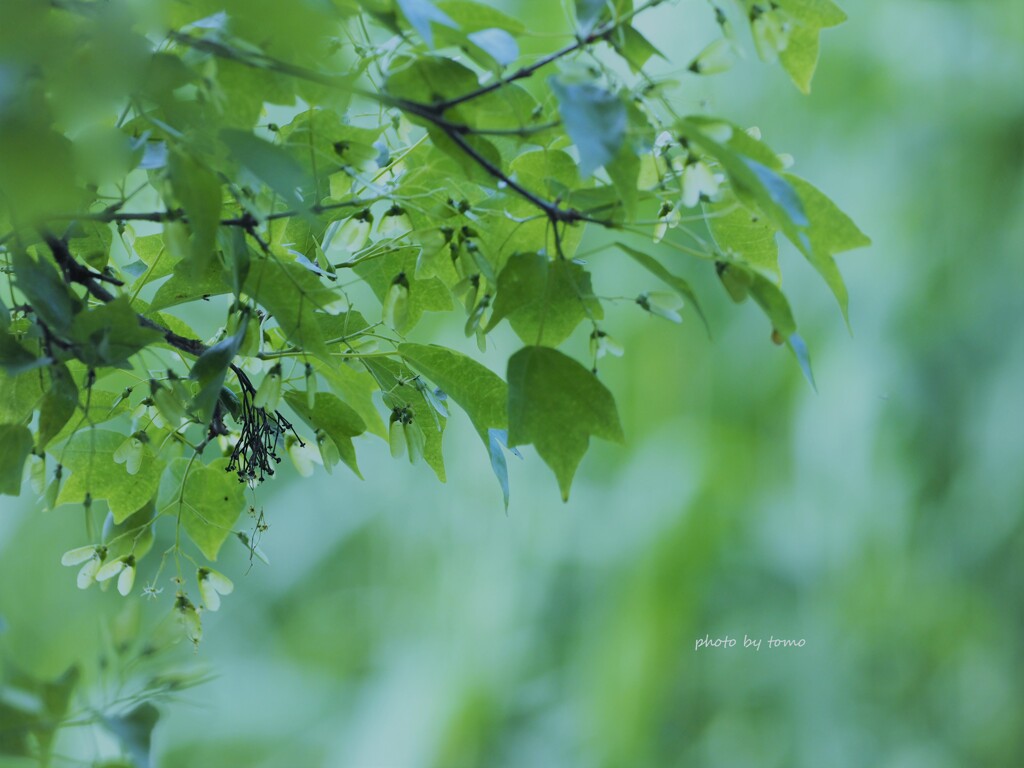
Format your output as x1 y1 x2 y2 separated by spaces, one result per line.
304 363 317 410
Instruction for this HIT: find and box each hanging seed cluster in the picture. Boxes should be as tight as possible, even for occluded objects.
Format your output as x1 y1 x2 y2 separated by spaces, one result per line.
226 386 302 484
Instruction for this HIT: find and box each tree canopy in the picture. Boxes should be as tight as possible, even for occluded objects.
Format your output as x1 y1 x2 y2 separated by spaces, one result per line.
0 0 866 644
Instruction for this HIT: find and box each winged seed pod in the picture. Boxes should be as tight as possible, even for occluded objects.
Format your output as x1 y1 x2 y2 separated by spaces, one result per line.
383 272 410 330
253 364 283 410
637 292 684 324
750 5 792 63
378 204 412 239
688 39 736 75
197 567 234 612
330 210 373 254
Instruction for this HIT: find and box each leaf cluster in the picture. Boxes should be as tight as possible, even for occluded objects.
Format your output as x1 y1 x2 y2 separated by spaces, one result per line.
0 0 866 632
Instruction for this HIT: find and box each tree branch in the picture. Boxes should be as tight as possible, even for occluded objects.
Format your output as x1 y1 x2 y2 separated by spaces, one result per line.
430 0 665 112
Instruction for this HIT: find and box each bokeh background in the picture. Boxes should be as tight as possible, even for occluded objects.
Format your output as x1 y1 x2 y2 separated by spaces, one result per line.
2 0 1023 766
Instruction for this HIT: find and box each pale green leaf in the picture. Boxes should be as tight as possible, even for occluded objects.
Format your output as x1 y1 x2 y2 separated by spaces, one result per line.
56 430 163 522
157 458 246 560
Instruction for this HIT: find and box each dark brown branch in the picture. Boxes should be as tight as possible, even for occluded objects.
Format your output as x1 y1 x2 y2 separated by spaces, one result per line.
47 233 205 355
45 196 377 229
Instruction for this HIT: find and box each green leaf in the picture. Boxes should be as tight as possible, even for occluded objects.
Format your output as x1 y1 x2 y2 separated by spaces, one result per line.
244 257 338 360
0 424 33 496
775 0 847 93
509 149 581 202
575 0 606 32
488 252 602 346
507 346 623 500
616 242 709 333
189 318 247 425
550 79 627 177
127 233 176 287
605 143 641 221
157 458 246 560
56 430 163 521
12 249 80 336
398 343 507 439
68 221 113 271
362 357 447 481
386 56 479 105
149 246 230 311
717 257 796 338
167 152 222 273
37 363 78 449
283 391 366 477
101 703 159 768
787 332 816 390
612 25 664 73
354 246 453 334
785 174 870 323
396 0 457 47
221 129 309 206
678 119 809 252
0 332 42 374
69 297 164 367
399 343 510 502
435 1 525 33
0 368 45 424
706 199 781 278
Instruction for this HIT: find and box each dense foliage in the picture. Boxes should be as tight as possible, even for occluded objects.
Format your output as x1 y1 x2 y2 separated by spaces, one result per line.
0 0 866 659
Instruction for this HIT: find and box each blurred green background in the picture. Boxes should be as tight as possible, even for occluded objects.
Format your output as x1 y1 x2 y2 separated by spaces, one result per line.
2 0 1023 766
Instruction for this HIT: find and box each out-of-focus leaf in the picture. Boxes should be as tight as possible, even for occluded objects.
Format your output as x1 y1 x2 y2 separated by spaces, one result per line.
775 0 847 93
69 297 163 367
396 0 457 47
102 703 159 768
167 152 221 273
0 424 33 496
786 174 870 323
549 79 627 177
221 129 309 205
37 363 78 449
12 249 80 335
190 317 247 425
